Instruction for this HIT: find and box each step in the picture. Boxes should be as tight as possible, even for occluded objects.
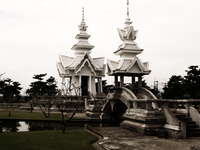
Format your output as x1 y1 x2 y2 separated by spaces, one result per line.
175 114 200 137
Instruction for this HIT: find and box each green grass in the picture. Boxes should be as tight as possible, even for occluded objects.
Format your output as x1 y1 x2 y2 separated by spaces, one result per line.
0 111 88 121
0 111 63 121
0 130 98 150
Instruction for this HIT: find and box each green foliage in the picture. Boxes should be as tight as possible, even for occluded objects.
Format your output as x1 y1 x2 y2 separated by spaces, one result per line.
184 66 200 98
0 111 62 120
0 78 22 102
163 65 200 99
0 130 97 150
26 74 58 97
162 75 185 99
0 111 84 121
46 76 58 96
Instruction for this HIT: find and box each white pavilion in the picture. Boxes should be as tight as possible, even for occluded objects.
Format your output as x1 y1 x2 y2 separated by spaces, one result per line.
107 0 151 88
57 8 105 96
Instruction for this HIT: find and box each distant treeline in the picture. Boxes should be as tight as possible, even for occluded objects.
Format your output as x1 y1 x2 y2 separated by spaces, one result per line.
1 65 200 102
0 73 58 103
162 65 200 99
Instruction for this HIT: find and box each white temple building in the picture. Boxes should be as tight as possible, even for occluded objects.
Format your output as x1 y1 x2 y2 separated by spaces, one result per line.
107 0 151 88
57 8 105 96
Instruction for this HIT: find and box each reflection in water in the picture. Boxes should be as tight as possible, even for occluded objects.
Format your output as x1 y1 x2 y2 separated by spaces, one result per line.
0 121 20 132
0 120 119 133
17 121 29 132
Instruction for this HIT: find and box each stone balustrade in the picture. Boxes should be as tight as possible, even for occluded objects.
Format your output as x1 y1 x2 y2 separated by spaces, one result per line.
121 99 200 138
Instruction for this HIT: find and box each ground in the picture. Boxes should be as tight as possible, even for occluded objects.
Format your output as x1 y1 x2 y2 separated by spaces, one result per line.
0 129 98 150
0 111 89 121
1 111 200 150
95 127 200 150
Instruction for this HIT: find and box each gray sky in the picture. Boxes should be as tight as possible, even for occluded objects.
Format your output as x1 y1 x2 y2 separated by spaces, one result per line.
0 0 200 92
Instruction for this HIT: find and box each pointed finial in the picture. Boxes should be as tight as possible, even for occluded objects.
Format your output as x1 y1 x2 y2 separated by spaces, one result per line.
125 0 132 25
127 0 129 19
79 7 88 32
82 7 85 23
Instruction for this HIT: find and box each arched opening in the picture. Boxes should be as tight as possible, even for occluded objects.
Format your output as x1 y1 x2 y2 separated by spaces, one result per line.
103 99 128 120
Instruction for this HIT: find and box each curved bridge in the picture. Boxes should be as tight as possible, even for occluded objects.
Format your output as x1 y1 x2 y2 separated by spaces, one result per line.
101 87 157 119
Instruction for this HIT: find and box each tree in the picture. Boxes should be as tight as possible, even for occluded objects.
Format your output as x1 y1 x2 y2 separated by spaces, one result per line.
184 66 200 98
26 74 58 117
162 75 185 99
0 77 22 117
46 76 58 96
26 74 47 97
0 78 22 102
26 74 58 97
162 65 200 99
56 99 83 134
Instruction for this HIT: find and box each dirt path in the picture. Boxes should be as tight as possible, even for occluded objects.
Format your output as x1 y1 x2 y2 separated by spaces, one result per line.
94 127 200 150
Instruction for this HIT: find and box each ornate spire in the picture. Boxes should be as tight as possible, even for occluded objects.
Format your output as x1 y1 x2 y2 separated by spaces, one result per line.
72 7 94 55
79 7 88 32
125 0 132 25
115 0 142 57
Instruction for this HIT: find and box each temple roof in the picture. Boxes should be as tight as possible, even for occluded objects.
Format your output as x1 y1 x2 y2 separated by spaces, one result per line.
57 62 65 77
93 57 105 69
107 57 150 76
57 8 105 78
57 53 105 77
59 55 74 68
107 1 151 77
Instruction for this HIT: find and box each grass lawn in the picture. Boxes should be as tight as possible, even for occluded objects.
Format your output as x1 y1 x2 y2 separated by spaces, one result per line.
0 111 63 121
0 129 98 150
0 111 88 121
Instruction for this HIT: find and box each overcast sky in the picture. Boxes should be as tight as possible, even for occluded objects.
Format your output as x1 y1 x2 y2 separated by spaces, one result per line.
0 0 200 93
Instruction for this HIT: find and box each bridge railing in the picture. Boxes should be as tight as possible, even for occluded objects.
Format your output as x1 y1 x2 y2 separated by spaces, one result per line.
130 99 200 111
128 99 200 138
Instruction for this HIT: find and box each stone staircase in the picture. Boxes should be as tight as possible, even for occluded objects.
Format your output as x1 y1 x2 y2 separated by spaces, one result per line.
176 113 200 137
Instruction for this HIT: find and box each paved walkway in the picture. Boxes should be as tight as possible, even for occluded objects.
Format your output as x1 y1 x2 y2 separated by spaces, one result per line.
94 127 200 150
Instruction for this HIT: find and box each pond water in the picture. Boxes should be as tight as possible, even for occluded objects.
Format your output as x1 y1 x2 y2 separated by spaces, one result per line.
17 121 29 132
0 120 118 133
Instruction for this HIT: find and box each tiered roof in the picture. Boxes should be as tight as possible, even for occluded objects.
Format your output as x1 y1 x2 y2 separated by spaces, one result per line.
57 54 105 77
107 58 150 75
57 8 105 78
107 0 151 76
71 8 94 55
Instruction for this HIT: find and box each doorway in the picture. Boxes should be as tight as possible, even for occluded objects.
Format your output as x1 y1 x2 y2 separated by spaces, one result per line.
81 76 89 96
